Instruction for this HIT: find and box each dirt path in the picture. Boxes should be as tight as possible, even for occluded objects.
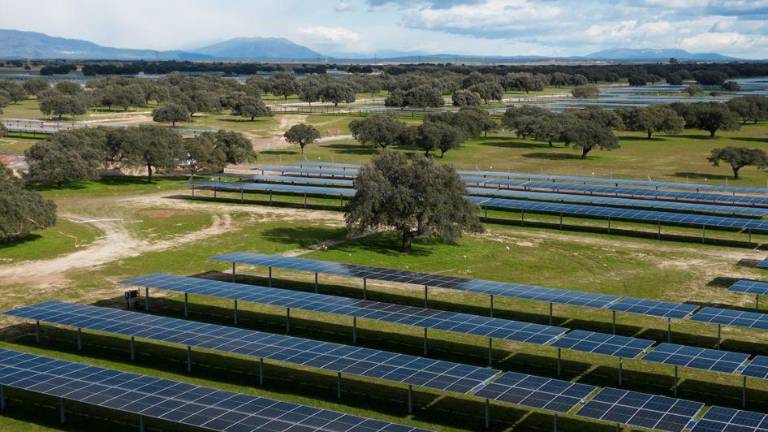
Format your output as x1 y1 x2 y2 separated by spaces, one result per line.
248 114 308 151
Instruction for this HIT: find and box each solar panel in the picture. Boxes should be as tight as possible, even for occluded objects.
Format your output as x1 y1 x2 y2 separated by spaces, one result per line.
211 252 620 309
549 330 653 359
691 307 768 331
471 371 596 413
0 349 426 432
467 187 768 218
742 355 768 380
4 302 499 394
729 280 768 296
465 178 768 207
253 166 357 178
211 174 355 188
471 196 768 233
296 162 360 169
189 181 355 197
641 343 749 374
120 274 568 345
606 298 699 320
576 387 703 432
691 406 768 432
758 257 768 269
459 170 768 195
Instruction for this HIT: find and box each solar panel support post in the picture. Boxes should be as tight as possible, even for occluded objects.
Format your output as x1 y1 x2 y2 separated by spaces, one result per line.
186 346 192 373
76 327 82 351
259 357 264 385
702 225 706 243
673 365 678 396
657 221 661 239
742 375 747 408
484 398 490 429
232 263 236 283
667 318 672 343
213 189 217 199
521 210 525 226
423 328 428 356
352 316 357 344
269 190 272 205
139 414 145 432
618 357 622 385
191 185 195 197
423 285 429 308
607 217 611 234
363 278 368 300
130 336 135 361
339 194 343 210
487 338 493 367
314 273 319 293
556 347 561 376
59 398 65 424
748 229 752 245
756 294 759 311
233 300 238 325
303 193 307 208
553 413 558 432
183 293 189 318
35 320 40 343
612 310 616 335
144 287 150 312
716 324 721 350
559 213 563 230
337 372 342 399
0 385 4 412
549 302 554 325
268 266 272 287
489 295 494 318
407 385 413 414
286 307 291 334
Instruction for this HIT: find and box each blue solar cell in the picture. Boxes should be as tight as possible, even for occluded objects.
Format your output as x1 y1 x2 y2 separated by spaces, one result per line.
189 180 355 197
742 355 768 380
467 187 768 218
549 330 653 359
212 174 354 188
0 349 426 432
296 162 360 169
120 274 568 345
470 196 768 233
465 178 768 207
3 302 499 394
253 166 356 178
211 252 620 309
691 307 768 331
606 298 699 319
691 406 768 432
459 170 768 195
758 257 768 270
471 371 596 412
642 343 749 374
729 280 768 296
577 387 703 432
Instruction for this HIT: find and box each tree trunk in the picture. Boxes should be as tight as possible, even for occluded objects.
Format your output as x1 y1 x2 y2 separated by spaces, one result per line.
440 149 446 158
251 116 255 121
401 230 414 253
581 147 590 159
709 129 716 138
172 120 176 127
146 163 153 183
548 140 553 147
647 130 653 139
732 165 740 179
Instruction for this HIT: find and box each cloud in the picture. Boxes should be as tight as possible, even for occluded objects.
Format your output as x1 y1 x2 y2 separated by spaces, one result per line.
680 31 756 50
298 26 362 44
334 1 357 12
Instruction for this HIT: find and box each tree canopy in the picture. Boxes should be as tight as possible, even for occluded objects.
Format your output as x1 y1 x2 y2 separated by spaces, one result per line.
621 106 685 139
284 124 321 154
349 114 407 149
346 151 482 253
152 103 191 127
0 163 57 242
708 147 768 179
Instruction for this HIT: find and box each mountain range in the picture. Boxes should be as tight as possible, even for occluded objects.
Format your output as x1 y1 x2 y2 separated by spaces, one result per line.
0 29 743 63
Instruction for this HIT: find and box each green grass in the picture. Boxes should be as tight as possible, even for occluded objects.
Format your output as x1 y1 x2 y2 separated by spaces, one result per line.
33 176 188 200
178 113 279 136
129 208 213 240
0 135 38 154
0 219 100 264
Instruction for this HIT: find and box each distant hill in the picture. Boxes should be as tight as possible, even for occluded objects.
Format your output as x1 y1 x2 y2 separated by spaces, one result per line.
193 37 321 60
0 29 211 60
585 48 738 61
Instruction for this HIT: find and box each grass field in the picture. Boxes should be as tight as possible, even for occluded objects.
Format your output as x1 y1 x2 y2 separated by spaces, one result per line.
0 219 100 265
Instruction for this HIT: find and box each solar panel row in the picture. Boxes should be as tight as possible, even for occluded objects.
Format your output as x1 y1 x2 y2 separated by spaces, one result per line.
467 187 768 218
459 170 768 195
471 196 768 233
189 180 355 198
253 166 357 178
211 174 355 188
120 274 569 346
465 178 768 207
692 406 768 432
730 280 768 296
691 307 768 331
0 348 426 432
642 343 750 374
4 301 498 394
471 371 596 413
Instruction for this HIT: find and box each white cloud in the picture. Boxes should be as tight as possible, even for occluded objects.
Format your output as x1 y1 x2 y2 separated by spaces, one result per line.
298 26 362 44
334 1 357 12
403 0 562 32
681 31 752 50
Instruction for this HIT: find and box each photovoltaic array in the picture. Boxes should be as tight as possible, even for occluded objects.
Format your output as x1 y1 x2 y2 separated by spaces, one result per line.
642 343 750 374
577 387 704 432
254 166 357 178
742 355 768 380
0 349 426 432
549 330 653 359
189 180 355 197
729 280 768 296
691 307 768 331
120 274 569 345
606 297 699 320
3 301 499 394
691 406 768 432
470 371 596 413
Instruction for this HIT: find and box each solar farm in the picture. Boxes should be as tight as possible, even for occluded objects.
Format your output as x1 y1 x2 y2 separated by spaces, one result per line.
5 157 768 432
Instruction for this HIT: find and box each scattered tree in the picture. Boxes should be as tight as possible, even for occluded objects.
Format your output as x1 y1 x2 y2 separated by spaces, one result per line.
152 103 190 127
37 90 87 120
685 84 703 96
349 114 406 149
22 78 50 96
565 122 620 159
284 124 321 154
230 95 271 120
0 163 56 241
689 103 741 137
571 85 599 98
122 125 185 181
623 106 685 139
708 147 768 179
345 151 482 253
184 133 226 175
721 81 741 92
213 130 256 164
451 90 481 107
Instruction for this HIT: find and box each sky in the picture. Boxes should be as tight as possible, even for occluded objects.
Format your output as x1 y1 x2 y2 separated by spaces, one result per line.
1 0 767 58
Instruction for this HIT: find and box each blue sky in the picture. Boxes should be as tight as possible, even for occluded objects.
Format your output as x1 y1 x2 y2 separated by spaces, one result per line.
1 0 767 58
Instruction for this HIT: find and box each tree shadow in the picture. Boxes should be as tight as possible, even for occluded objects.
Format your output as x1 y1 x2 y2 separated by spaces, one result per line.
261 226 348 248
331 232 436 257
29 175 188 192
324 143 377 156
478 137 550 149
618 136 665 142
260 150 296 155
672 172 733 181
730 137 768 144
706 276 740 288
0 233 42 249
522 152 582 160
